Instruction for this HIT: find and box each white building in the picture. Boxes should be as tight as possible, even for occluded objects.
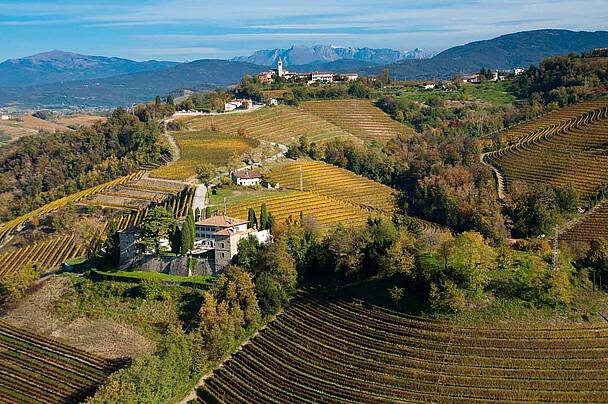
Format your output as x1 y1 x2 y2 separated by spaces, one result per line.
232 168 262 187
277 58 285 77
195 216 249 249
0 115 9 121
224 99 253 112
194 215 271 272
310 72 334 84
462 74 481 84
514 67 525 76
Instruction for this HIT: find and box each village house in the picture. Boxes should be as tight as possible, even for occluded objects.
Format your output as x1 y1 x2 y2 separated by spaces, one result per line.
513 67 525 76
0 114 10 121
461 73 482 84
232 168 262 186
224 98 253 112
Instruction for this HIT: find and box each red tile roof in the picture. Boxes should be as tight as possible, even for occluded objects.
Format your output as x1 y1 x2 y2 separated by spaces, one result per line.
195 216 248 227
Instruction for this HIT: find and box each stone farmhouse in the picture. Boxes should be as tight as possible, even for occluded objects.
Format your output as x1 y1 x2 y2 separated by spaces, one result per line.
232 168 262 187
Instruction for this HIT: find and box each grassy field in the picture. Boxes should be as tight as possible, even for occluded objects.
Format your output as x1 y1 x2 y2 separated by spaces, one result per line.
178 106 354 145
303 99 414 142
152 130 259 180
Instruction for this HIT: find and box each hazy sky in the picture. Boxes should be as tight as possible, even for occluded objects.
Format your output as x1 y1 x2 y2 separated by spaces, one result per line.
1 0 607 61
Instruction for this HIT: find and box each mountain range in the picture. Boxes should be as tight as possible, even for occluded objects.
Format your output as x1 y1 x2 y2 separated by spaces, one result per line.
0 29 606 110
231 45 434 66
0 50 178 88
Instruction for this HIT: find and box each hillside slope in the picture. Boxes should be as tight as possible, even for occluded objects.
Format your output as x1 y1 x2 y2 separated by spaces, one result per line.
364 29 608 79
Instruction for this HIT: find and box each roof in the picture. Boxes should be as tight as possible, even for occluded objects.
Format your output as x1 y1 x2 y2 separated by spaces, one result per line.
214 227 257 237
196 215 248 227
233 168 261 180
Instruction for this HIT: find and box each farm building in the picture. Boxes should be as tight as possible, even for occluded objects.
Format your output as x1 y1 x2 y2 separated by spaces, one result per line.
232 168 262 186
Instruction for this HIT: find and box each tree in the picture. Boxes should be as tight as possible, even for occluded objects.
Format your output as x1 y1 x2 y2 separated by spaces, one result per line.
584 239 608 289
180 209 196 254
170 223 182 254
73 217 106 257
195 162 216 185
155 95 162 106
139 206 175 253
452 231 495 294
227 151 241 174
0 264 39 302
195 207 201 221
104 221 121 265
259 204 269 230
247 208 258 229
166 95 175 106
388 286 405 309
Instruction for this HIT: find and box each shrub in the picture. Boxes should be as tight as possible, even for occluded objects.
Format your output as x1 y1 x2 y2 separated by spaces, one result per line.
0 264 39 302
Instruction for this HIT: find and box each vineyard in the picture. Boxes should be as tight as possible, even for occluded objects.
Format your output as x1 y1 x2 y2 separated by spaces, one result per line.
303 99 414 142
562 202 608 241
0 185 195 280
0 171 146 241
178 106 354 145
199 295 608 403
225 191 381 229
0 319 121 403
152 131 259 180
484 100 608 198
268 161 398 213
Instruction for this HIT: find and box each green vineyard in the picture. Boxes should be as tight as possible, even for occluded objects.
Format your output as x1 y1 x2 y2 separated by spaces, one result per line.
226 191 382 229
199 295 608 403
0 319 122 403
269 160 398 213
303 99 414 142
179 106 354 145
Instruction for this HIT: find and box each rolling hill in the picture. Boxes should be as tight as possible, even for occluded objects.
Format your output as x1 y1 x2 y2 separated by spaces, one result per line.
363 29 608 80
0 59 266 109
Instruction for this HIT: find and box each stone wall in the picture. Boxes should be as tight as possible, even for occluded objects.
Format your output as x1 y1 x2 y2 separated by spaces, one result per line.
134 255 213 277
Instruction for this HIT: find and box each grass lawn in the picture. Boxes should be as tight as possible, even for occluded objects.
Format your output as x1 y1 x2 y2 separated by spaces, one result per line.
92 269 215 286
152 130 259 181
464 81 517 106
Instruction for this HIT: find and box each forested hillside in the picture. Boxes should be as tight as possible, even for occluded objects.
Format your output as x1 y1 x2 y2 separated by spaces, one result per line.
0 108 165 220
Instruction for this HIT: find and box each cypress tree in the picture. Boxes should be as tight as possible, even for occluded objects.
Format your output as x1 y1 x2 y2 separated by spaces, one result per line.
248 208 258 229
186 209 196 251
195 207 201 221
266 212 275 231
260 203 269 230
171 224 182 254
180 222 190 254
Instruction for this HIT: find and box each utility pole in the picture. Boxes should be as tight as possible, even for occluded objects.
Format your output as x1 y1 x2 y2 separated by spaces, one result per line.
223 197 227 215
552 224 559 270
300 167 304 191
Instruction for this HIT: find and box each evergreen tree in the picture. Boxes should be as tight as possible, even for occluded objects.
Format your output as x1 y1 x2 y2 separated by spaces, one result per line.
266 212 275 231
104 221 120 265
248 208 258 229
166 95 175 106
180 222 191 254
170 223 182 254
155 95 162 106
259 203 269 230
186 209 196 251
195 207 201 221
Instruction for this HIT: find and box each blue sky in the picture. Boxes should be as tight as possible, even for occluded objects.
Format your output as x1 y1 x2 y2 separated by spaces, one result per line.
1 0 607 62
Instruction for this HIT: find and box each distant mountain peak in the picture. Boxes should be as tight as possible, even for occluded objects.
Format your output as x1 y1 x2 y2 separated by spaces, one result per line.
232 45 436 66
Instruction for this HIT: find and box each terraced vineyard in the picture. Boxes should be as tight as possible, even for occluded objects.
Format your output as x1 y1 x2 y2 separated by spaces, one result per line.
303 99 413 142
484 100 608 198
0 319 121 403
269 161 398 213
562 202 608 241
225 191 381 229
0 186 194 280
178 106 353 145
199 295 608 403
0 171 146 241
152 131 259 180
